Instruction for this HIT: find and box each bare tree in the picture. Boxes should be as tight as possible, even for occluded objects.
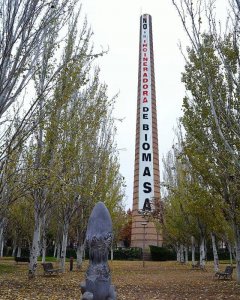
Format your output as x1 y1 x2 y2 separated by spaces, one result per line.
0 0 72 117
172 0 240 169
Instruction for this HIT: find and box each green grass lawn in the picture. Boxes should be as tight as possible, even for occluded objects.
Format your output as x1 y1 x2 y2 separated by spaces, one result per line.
0 263 15 275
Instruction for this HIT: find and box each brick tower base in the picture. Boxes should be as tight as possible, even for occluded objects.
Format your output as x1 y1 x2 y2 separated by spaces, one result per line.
131 210 163 249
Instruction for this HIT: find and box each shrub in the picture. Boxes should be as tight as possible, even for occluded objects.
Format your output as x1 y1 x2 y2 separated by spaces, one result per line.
66 247 77 259
207 248 231 261
112 247 142 260
149 245 176 261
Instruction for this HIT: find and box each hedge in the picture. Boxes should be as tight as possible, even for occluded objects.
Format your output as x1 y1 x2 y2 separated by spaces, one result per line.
111 247 142 260
149 245 176 261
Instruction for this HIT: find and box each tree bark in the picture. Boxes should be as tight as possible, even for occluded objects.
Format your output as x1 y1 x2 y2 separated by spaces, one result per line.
234 224 240 283
176 244 181 262
76 243 84 270
211 232 219 272
53 243 57 258
29 212 41 278
110 247 114 261
60 222 69 271
12 240 17 257
180 244 184 263
41 217 47 263
184 246 188 263
17 246 21 258
0 225 3 257
41 238 46 263
57 243 61 261
191 236 196 264
199 235 206 268
227 243 233 265
0 237 4 257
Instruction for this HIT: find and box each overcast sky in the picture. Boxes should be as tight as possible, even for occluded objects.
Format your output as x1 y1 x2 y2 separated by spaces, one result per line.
79 0 191 209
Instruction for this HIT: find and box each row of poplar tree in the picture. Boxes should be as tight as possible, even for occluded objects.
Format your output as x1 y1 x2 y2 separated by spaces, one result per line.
159 0 240 283
0 0 126 278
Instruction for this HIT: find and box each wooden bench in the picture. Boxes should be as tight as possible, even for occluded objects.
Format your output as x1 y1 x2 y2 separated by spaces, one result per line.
215 266 233 280
41 263 63 275
15 257 30 264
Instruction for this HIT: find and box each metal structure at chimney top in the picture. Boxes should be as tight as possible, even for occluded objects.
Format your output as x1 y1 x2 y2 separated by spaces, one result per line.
131 14 162 249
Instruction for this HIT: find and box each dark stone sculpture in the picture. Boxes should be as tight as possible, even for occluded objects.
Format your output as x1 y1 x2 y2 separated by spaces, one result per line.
80 202 116 300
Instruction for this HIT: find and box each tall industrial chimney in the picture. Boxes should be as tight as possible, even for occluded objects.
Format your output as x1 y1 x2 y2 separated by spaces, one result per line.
131 14 162 249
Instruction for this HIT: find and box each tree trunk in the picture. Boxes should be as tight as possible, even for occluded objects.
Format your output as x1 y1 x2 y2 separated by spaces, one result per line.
12 241 17 257
229 247 233 265
17 246 21 258
76 243 84 270
29 213 41 278
60 222 69 271
211 232 219 272
180 244 184 263
199 235 206 268
227 243 233 265
184 246 188 263
176 244 181 262
42 216 47 263
234 224 240 283
0 237 4 257
57 243 61 261
110 247 113 261
191 236 196 264
41 240 46 263
0 226 3 257
53 243 57 258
